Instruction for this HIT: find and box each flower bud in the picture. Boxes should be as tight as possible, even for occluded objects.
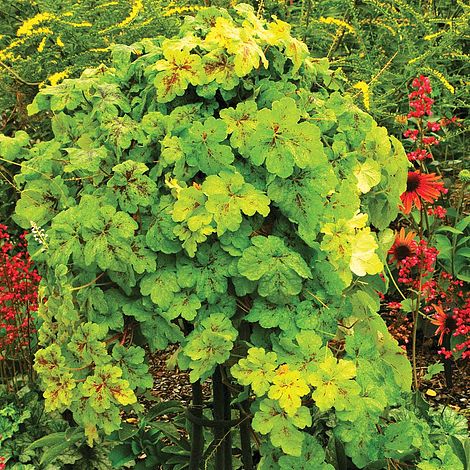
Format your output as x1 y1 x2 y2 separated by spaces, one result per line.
458 169 470 183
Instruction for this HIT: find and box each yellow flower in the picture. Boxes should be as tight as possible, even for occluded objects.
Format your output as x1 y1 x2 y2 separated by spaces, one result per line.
97 1 119 7
163 5 204 17
424 31 444 41
102 0 143 31
37 36 47 53
40 69 69 88
424 68 455 94
61 20 92 28
319 17 355 35
17 12 56 37
56 36 64 47
353 81 371 110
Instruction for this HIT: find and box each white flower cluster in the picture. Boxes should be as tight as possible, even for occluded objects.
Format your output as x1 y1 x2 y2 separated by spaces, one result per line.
30 220 48 247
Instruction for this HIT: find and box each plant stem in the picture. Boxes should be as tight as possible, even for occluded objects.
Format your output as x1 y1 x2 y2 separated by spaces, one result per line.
189 380 204 470
239 400 254 470
411 307 419 390
223 378 232 470
213 366 226 469
238 321 254 469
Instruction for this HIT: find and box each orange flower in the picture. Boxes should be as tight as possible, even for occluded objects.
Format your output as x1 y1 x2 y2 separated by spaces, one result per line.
388 228 416 263
430 304 455 346
400 171 445 214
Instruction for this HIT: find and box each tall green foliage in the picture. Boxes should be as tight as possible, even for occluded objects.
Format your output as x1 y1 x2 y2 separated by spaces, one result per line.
263 0 469 171
7 5 464 468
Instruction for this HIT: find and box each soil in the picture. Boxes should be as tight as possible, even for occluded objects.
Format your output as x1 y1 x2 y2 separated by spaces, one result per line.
145 343 469 423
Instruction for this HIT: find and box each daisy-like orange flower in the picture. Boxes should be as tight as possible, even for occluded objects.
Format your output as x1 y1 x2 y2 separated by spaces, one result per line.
430 304 456 346
400 171 445 214
388 228 417 263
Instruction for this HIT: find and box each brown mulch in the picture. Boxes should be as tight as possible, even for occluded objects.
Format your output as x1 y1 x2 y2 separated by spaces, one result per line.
145 344 469 424
415 346 469 421
146 346 211 406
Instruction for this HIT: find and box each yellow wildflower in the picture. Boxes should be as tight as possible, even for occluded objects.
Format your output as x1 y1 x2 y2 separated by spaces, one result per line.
163 5 204 18
37 36 47 52
97 1 119 7
101 0 143 31
56 36 64 47
424 68 455 94
353 81 371 110
319 17 355 35
89 47 111 52
61 21 92 28
17 12 56 36
424 31 444 41
41 69 69 88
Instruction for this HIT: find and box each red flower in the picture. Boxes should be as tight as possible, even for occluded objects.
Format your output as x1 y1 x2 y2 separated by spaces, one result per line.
388 228 417 263
400 171 445 214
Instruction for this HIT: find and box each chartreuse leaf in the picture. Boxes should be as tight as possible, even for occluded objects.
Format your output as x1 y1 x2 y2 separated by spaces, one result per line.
274 331 325 375
267 166 338 245
362 135 408 230
308 355 361 412
67 322 109 365
166 293 201 321
268 364 310 416
111 344 153 389
245 298 299 332
202 170 270 235
80 197 138 271
171 185 215 257
231 347 278 396
279 435 334 469
182 117 234 174
146 195 182 254
81 365 137 413
140 265 180 309
176 242 235 303
252 398 311 456
34 343 66 376
154 43 204 103
321 213 382 285
417 444 464 470
107 160 156 213
353 159 381 194
43 372 76 412
0 130 29 161
14 176 73 229
238 236 311 303
219 101 258 153
243 97 325 178
183 313 237 382
204 15 268 77
202 48 239 90
123 298 184 351
64 142 108 174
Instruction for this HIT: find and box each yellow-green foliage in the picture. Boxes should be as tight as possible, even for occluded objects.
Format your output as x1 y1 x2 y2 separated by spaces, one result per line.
261 0 469 119
0 0 205 120
257 0 469 175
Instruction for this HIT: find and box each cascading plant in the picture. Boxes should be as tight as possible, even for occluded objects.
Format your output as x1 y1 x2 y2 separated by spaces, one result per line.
5 4 465 469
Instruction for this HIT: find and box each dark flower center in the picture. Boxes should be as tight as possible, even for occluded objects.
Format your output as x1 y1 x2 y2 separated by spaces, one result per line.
445 316 457 331
395 244 412 260
406 173 421 192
